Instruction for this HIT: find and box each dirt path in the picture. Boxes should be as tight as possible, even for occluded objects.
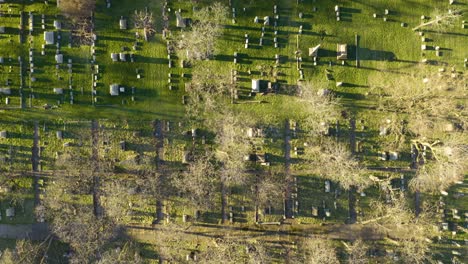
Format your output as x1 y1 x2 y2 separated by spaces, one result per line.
32 121 40 206
126 222 384 245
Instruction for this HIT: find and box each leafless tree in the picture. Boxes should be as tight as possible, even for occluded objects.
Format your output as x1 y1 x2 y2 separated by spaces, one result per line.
298 237 340 264
368 68 466 137
176 2 228 61
297 81 340 135
172 152 219 210
252 171 284 221
410 135 467 194
197 236 271 263
362 194 437 264
98 241 143 264
304 139 371 223
72 19 95 45
185 63 233 123
211 110 251 223
344 239 369 264
412 8 462 31
0 238 49 263
133 9 156 41
310 140 371 191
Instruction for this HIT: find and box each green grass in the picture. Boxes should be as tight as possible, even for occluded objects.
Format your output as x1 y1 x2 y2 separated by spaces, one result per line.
0 0 466 261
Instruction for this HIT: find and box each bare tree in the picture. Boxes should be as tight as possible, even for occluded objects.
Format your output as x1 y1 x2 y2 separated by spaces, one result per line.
252 171 284 222
310 140 371 191
197 236 271 263
361 194 437 264
72 19 95 45
410 135 467 194
297 81 340 135
133 9 156 41
344 239 369 264
0 239 49 264
298 237 340 264
368 68 466 137
176 2 228 61
172 152 219 210
211 110 251 223
40 131 126 263
98 242 143 264
185 63 232 122
305 139 371 223
412 8 462 31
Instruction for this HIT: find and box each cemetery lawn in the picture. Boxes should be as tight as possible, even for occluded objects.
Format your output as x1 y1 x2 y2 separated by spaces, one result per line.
0 0 466 262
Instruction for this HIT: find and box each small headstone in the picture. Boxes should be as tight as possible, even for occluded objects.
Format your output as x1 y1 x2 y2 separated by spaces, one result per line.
325 180 331 192
311 207 318 216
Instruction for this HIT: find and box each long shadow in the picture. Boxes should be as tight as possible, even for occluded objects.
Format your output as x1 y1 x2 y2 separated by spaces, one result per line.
340 7 362 14
318 48 337 58
352 45 396 61
424 30 467 37
135 55 168 64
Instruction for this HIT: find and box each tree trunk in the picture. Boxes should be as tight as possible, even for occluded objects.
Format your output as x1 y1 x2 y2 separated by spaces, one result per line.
144 27 149 41
153 120 165 224
350 118 356 154
283 119 293 218
414 190 421 217
254 174 260 223
91 120 101 218
221 181 227 224
347 118 357 224
348 186 357 224
32 121 40 206
411 143 422 217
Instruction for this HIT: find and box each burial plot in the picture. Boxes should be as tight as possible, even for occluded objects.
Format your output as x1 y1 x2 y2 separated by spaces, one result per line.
0 88 11 95
53 88 63 94
54 20 61 30
6 208 14 219
110 84 119 96
337 44 347 60
44 31 54 44
119 17 127 30
55 54 63 63
175 11 186 28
